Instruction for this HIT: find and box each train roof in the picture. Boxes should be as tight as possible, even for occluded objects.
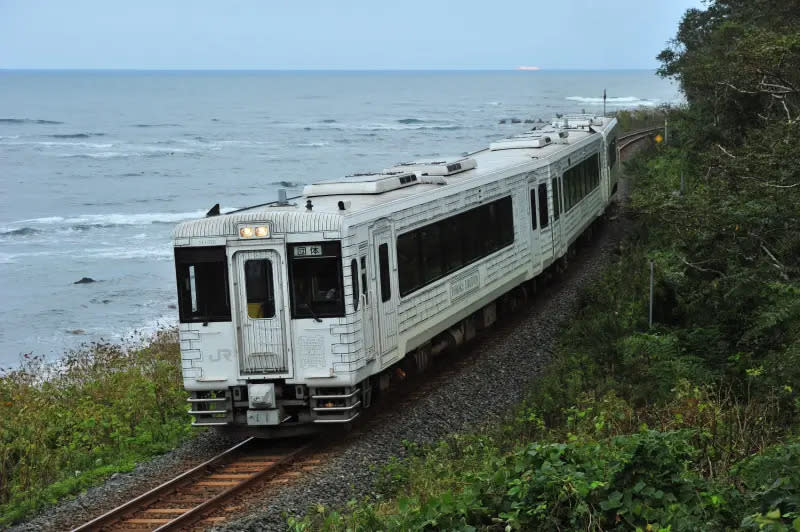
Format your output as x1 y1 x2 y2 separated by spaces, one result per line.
174 115 615 239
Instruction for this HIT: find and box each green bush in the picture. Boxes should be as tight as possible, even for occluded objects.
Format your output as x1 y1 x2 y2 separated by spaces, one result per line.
0 330 193 526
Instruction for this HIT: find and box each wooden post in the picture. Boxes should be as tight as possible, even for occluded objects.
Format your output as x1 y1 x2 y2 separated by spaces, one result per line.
649 261 654 328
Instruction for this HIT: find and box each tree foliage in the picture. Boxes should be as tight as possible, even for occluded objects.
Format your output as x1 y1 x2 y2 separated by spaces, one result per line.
658 0 800 146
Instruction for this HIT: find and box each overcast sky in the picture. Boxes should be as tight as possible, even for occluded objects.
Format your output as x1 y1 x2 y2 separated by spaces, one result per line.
0 1 703 70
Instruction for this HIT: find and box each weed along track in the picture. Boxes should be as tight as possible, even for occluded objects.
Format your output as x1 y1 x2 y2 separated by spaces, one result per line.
72 438 316 531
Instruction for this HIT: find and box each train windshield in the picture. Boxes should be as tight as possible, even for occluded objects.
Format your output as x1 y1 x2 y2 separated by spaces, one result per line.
288 242 345 319
175 246 231 323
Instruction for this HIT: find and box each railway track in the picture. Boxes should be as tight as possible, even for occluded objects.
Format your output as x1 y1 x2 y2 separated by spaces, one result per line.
617 126 664 151
72 438 316 532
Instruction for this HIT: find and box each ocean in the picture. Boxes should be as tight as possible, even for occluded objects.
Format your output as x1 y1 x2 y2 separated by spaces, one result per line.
0 70 680 367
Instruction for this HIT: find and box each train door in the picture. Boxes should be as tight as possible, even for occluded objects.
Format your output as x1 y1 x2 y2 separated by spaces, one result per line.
550 172 566 258
359 251 376 360
531 178 554 266
233 249 290 376
370 221 398 364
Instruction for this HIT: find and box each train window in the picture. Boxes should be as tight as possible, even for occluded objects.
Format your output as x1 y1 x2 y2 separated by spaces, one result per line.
461 208 482 262
580 164 587 199
397 231 422 294
397 196 514 297
497 196 514 247
420 223 443 283
538 184 549 228
567 168 575 210
608 138 617 168
175 246 231 323
351 259 359 311
552 178 561 221
379 244 391 302
360 256 368 305
288 242 345 319
244 259 276 319
530 189 538 230
441 217 462 272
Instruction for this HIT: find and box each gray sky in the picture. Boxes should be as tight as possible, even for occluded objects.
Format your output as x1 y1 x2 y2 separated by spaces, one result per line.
0 0 703 70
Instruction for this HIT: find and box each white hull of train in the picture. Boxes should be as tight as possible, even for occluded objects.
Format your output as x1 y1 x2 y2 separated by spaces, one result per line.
172 115 620 435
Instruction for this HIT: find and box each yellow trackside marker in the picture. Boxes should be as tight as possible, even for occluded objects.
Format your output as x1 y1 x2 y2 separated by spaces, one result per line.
655 134 664 143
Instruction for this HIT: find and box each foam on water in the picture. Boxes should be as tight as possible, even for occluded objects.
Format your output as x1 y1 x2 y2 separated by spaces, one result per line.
565 95 659 107
2 208 238 237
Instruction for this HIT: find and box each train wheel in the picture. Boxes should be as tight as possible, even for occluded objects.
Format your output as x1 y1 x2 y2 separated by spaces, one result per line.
413 344 431 373
361 377 373 408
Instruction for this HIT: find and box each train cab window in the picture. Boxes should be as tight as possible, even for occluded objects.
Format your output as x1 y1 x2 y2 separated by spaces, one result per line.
378 244 391 302
350 259 359 311
552 178 561 221
530 189 538 230
244 259 276 319
175 246 231 323
288 242 345 319
538 183 549 228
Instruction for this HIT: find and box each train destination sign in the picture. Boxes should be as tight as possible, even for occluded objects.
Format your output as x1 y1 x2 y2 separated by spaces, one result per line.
293 245 323 257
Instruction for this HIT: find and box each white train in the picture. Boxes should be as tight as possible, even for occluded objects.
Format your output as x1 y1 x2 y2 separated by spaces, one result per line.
173 114 619 436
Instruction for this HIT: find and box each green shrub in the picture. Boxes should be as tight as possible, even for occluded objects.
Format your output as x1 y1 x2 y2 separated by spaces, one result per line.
0 330 193 526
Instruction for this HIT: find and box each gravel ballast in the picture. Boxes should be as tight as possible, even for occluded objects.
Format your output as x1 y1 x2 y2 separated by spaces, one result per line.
10 430 240 532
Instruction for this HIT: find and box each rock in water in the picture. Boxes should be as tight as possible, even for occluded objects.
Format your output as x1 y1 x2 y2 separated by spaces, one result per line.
74 277 96 284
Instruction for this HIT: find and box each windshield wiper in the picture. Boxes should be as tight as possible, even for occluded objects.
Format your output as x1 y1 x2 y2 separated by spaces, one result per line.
300 302 323 323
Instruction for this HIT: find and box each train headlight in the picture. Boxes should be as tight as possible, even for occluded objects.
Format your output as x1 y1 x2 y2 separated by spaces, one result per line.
238 224 270 238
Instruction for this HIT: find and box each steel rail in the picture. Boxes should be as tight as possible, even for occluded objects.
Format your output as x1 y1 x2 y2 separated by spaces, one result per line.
618 128 663 152
153 441 315 531
617 126 664 142
71 437 255 532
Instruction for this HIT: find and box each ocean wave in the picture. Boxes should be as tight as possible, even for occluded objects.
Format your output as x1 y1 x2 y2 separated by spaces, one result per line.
566 96 659 107
0 227 41 237
359 123 461 131
269 180 303 187
3 209 238 236
48 133 105 139
297 120 460 132
296 141 330 148
57 146 199 159
83 246 174 260
0 118 63 125
132 123 181 128
58 152 129 159
39 141 113 148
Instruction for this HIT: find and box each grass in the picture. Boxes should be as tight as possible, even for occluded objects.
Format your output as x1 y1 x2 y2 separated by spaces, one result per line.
0 330 194 526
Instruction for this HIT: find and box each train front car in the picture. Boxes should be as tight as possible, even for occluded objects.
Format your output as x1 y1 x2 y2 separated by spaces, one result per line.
171 114 620 438
173 207 364 437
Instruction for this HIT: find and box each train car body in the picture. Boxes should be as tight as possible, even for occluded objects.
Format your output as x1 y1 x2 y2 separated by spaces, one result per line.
173 114 619 436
